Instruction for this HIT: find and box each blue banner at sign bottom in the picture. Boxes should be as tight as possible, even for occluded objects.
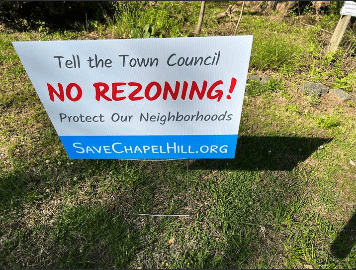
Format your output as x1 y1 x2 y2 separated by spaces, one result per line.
59 135 238 159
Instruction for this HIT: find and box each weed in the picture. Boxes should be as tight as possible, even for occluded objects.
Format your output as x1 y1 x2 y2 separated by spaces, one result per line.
130 24 158 39
248 22 306 72
107 1 186 38
288 104 300 114
142 24 156 38
347 99 355 107
245 77 284 97
306 93 321 107
316 114 340 129
280 63 295 78
90 21 106 35
331 73 356 93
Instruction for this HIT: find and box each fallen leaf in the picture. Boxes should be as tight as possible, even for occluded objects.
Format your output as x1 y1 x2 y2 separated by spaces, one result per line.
350 159 356 167
168 237 176 245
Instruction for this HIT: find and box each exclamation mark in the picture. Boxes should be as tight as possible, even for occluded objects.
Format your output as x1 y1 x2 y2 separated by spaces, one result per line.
226 77 237 100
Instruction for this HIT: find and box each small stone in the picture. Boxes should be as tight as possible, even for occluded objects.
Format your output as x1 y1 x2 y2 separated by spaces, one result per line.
248 74 261 82
302 82 329 97
330 88 351 102
261 76 270 84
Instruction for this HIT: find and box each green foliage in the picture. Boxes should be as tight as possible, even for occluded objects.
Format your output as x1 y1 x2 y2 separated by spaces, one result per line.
331 74 356 93
328 1 344 15
319 13 339 30
316 114 340 129
140 5 180 36
347 99 355 107
288 104 300 114
308 39 323 57
306 93 321 107
90 21 106 35
0 1 121 30
108 1 185 38
130 24 158 39
250 34 305 71
246 77 284 97
143 24 155 38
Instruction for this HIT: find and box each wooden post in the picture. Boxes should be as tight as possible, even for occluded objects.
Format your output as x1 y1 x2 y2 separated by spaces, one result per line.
194 1 206 35
327 15 351 53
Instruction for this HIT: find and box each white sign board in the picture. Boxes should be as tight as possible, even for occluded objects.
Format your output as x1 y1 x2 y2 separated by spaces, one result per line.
341 1 356 16
13 36 253 159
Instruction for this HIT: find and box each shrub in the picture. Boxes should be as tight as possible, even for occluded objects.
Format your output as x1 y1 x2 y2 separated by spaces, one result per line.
0 1 124 30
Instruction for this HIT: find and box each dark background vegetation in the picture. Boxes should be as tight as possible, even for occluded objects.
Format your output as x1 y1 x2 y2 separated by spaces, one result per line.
0 1 345 31
0 1 124 30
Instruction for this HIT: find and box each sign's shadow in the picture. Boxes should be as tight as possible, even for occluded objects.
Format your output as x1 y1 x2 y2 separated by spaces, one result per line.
190 136 332 171
331 212 356 260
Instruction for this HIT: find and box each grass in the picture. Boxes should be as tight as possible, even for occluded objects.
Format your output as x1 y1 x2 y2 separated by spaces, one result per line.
1 1 356 269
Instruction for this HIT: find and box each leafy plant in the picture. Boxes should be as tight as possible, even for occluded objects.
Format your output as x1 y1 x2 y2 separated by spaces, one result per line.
246 77 284 97
143 24 155 38
347 99 355 107
90 20 106 35
331 74 356 93
130 24 159 38
316 114 340 129
288 104 300 114
306 93 321 107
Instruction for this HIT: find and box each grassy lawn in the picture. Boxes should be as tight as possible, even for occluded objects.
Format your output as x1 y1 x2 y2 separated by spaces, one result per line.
1 1 356 268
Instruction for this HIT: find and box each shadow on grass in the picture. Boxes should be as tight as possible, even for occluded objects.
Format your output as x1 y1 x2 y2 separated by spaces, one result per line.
0 204 139 268
0 167 42 210
331 212 356 259
47 205 139 268
184 135 332 268
0 135 333 268
190 136 331 171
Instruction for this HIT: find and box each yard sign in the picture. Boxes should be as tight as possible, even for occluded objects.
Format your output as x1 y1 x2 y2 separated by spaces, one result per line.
13 36 253 159
341 1 356 16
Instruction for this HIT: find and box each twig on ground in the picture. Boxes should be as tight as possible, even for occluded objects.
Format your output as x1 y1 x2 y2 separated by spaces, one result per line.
234 1 245 35
194 1 206 35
